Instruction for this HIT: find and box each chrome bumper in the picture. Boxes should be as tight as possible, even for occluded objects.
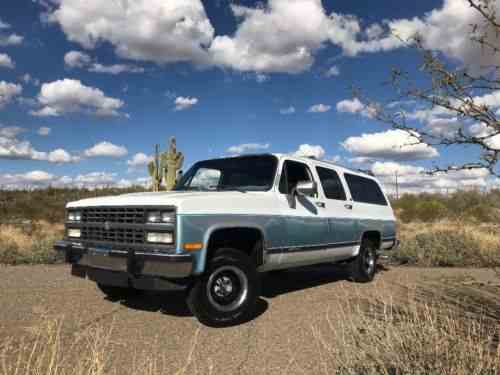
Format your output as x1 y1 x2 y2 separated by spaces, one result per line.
54 240 193 279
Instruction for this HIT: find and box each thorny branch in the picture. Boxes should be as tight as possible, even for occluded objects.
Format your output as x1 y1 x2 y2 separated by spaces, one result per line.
356 0 500 176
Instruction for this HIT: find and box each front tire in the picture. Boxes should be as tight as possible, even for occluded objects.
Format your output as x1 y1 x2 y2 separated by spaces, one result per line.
348 238 377 282
187 248 259 326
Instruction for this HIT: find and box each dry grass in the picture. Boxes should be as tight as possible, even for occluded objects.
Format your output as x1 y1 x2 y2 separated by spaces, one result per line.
310 284 500 374
0 221 64 265
391 221 500 267
0 284 498 375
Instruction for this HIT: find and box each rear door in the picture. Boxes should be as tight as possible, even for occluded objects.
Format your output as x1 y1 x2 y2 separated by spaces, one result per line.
343 173 392 243
315 166 359 259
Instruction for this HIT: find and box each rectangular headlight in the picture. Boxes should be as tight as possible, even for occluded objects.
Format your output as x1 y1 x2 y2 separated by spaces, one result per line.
67 228 81 238
147 211 175 223
68 211 82 221
146 232 173 244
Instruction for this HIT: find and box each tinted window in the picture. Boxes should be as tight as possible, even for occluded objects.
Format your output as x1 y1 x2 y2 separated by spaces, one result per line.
344 173 388 206
316 167 346 200
279 160 313 196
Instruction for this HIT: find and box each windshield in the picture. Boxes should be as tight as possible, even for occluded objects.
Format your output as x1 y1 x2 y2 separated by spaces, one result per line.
174 155 278 192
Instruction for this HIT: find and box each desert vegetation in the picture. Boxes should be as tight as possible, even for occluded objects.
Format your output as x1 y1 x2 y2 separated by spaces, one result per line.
0 187 144 224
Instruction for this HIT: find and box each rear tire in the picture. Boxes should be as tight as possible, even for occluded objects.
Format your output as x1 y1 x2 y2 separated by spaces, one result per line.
187 248 259 326
348 238 377 283
96 283 142 299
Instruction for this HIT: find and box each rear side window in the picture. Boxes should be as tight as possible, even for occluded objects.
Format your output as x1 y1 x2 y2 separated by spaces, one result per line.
344 173 388 206
316 167 346 201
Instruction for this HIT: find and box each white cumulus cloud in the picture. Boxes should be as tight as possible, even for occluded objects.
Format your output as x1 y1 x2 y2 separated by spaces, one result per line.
0 34 23 46
308 104 331 113
0 53 14 69
127 152 153 168
371 161 492 194
31 79 125 117
292 144 326 159
83 141 128 158
174 96 199 111
64 50 144 74
64 50 91 68
0 81 22 108
325 65 340 77
37 127 51 136
49 0 214 65
342 129 439 161
0 125 78 163
280 106 296 115
336 98 377 118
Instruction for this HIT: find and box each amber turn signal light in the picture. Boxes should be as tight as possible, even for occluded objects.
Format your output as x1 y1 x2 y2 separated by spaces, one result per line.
183 242 203 251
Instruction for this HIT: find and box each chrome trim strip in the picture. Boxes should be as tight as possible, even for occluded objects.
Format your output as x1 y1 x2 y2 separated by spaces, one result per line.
267 240 360 254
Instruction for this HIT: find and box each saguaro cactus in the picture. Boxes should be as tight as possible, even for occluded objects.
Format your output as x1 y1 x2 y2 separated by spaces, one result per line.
163 137 184 191
148 144 163 192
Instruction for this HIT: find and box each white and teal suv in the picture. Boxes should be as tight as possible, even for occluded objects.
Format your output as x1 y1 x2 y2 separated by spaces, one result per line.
55 154 398 326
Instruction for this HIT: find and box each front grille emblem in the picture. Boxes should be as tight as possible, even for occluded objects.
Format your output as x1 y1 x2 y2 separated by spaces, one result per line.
104 221 111 231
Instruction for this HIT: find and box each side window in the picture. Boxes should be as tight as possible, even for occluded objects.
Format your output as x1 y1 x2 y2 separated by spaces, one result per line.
279 160 314 196
344 173 388 206
316 167 346 201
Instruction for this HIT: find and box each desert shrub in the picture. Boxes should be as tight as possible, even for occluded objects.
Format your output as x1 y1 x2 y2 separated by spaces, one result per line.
0 222 64 265
463 204 499 223
416 199 448 222
0 186 146 224
392 229 500 267
392 189 500 223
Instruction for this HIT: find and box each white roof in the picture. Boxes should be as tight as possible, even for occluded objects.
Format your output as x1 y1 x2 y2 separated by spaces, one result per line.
271 153 374 180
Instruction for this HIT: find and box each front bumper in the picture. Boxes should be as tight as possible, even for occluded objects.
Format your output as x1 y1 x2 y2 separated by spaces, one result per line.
54 240 193 289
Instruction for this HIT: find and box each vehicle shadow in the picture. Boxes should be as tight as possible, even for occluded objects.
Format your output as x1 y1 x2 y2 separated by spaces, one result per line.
110 263 390 324
261 262 390 298
119 291 269 324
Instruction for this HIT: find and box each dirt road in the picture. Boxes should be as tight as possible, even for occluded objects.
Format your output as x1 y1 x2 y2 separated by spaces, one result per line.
1 264 498 374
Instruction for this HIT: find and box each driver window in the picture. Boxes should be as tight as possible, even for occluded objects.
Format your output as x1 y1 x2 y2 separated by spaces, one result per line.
279 160 314 197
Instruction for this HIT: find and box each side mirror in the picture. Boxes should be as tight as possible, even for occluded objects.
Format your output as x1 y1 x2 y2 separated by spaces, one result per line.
295 180 317 196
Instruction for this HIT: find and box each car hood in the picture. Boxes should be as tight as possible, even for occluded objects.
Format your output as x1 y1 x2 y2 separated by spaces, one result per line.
66 190 277 215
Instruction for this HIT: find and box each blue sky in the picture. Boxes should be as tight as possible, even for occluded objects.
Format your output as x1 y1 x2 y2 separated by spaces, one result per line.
1 0 499 192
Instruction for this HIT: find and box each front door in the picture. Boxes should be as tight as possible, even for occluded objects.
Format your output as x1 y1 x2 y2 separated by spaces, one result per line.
274 159 329 267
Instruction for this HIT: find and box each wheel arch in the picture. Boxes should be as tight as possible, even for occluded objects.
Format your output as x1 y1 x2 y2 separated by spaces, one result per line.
199 224 266 273
360 230 382 250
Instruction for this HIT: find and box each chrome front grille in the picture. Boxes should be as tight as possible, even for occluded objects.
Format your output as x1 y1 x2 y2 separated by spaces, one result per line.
81 226 145 244
81 207 146 224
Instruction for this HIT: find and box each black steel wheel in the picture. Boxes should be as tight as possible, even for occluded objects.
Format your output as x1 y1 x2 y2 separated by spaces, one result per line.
187 248 259 326
348 238 377 283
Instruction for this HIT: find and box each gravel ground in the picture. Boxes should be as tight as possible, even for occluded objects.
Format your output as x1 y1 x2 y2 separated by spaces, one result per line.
0 264 498 374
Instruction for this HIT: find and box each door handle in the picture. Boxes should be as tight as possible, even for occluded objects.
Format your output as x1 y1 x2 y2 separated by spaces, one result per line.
316 201 325 208
344 204 353 210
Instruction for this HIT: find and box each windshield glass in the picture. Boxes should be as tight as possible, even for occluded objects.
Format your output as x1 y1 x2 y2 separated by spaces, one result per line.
174 155 278 192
